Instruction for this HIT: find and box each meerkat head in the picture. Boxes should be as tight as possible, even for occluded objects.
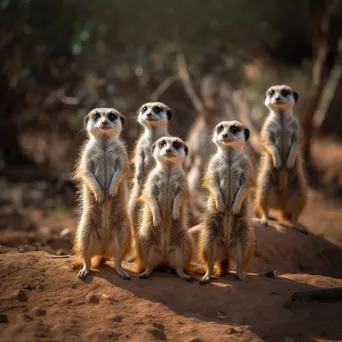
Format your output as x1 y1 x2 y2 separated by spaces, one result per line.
264 85 298 111
84 108 125 138
137 102 172 128
151 137 188 166
213 120 249 149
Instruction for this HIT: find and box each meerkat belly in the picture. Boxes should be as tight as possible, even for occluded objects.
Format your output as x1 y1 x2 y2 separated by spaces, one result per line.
219 170 239 209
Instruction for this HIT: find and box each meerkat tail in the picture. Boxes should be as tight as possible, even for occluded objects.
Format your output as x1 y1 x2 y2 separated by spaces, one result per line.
184 262 206 275
70 254 107 270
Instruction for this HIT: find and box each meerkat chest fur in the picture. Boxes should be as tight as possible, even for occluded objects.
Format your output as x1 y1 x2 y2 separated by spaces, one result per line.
266 111 299 162
87 137 123 195
212 148 247 208
139 127 170 170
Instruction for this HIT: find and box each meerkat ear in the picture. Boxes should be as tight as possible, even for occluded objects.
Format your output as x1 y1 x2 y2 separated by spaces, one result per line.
166 109 172 121
120 115 125 127
151 142 157 154
184 144 189 156
293 91 299 103
244 128 250 141
84 115 89 128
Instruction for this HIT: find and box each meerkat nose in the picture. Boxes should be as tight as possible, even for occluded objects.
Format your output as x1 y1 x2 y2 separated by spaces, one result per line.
275 96 281 101
147 112 152 117
222 133 228 138
101 120 108 125
166 148 172 153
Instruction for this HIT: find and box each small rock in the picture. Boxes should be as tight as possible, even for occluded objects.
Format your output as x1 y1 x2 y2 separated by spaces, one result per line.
146 326 167 341
56 249 67 256
284 338 296 342
226 328 237 335
112 315 122 322
0 314 8 323
15 290 28 302
86 293 99 304
33 307 46 317
264 270 278 279
217 310 228 319
23 285 33 291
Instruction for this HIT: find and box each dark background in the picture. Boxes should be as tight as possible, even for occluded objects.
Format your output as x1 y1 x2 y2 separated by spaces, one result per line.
0 0 341 225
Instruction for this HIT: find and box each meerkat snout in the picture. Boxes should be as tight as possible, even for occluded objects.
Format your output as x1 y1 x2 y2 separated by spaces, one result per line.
152 137 188 164
213 120 249 149
84 108 125 137
264 85 299 111
138 102 172 127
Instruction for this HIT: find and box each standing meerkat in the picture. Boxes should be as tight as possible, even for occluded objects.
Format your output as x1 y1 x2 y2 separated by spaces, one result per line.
128 102 172 260
73 108 131 280
199 121 255 284
255 85 307 230
135 136 193 282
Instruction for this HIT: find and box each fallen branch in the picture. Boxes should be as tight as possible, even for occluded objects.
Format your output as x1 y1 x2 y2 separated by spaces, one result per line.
292 288 342 301
176 53 205 114
232 90 262 154
150 75 179 101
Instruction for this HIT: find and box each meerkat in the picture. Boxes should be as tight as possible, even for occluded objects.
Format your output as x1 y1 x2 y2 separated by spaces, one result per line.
73 108 131 280
199 121 255 284
134 136 193 282
255 85 307 231
128 102 172 261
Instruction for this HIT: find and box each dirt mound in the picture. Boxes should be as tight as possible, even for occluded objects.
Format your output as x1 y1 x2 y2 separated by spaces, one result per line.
1 221 342 342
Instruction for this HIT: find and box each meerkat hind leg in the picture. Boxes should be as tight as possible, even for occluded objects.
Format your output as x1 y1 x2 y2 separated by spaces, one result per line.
78 252 91 279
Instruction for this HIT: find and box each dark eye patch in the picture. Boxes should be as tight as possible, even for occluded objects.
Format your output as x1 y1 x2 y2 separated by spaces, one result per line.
230 125 241 134
142 106 148 112
160 140 167 147
108 112 117 122
280 89 290 97
172 141 181 150
93 112 100 121
217 125 224 133
268 89 275 97
153 106 162 114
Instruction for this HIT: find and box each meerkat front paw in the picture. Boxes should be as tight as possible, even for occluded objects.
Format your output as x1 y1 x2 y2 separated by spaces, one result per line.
216 198 225 213
152 210 161 227
231 202 241 216
94 189 104 203
172 206 180 221
273 157 282 169
108 183 119 198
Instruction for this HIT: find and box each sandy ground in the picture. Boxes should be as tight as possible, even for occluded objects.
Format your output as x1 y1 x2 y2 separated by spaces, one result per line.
1 139 342 342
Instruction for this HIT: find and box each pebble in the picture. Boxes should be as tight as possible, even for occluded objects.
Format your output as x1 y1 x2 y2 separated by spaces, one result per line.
86 293 99 304
33 307 46 316
226 327 237 335
0 314 8 323
15 289 28 302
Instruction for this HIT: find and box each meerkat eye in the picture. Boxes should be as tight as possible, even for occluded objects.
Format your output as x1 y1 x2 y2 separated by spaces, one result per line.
160 140 167 148
108 112 117 122
142 106 148 112
93 112 100 121
153 106 162 114
268 89 275 97
281 89 290 97
172 141 181 150
217 125 224 133
230 125 241 134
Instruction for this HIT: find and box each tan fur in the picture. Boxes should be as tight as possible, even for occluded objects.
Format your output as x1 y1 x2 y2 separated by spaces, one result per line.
128 102 172 261
199 121 255 284
255 85 307 228
73 108 131 280
134 137 195 281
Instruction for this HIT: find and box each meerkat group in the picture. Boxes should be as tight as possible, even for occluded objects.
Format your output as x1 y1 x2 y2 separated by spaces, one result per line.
72 85 307 283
